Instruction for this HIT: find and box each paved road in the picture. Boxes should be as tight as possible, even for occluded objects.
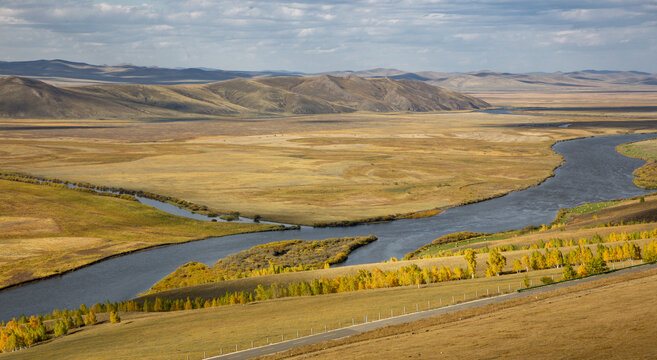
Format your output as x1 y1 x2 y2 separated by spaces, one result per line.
205 263 657 360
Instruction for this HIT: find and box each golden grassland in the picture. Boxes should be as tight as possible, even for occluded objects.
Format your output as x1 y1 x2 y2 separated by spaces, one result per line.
470 90 657 107
266 267 657 360
0 268 566 360
619 138 657 189
2 95 656 225
0 179 278 288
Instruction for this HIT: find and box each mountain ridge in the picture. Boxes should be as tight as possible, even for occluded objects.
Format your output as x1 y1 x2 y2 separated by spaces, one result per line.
0 75 489 119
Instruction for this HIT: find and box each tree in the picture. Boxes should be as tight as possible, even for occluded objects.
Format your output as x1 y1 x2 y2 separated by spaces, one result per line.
110 311 121 324
512 259 523 273
54 320 68 336
84 311 97 325
485 249 506 277
463 249 477 278
562 264 576 280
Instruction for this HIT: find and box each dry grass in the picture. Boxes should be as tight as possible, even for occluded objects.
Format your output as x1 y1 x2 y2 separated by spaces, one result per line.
271 267 657 360
0 268 565 360
0 179 278 288
2 104 655 224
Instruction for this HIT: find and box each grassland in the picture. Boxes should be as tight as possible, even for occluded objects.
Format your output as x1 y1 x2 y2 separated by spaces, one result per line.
2 96 656 225
0 267 567 360
0 179 279 289
147 235 377 293
618 138 657 189
268 267 657 360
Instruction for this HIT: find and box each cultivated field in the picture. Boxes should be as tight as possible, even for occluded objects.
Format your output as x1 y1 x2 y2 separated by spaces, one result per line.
0 179 278 288
2 96 656 225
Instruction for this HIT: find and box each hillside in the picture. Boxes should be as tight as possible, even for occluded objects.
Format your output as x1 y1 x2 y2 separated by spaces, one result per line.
327 69 657 92
0 75 489 119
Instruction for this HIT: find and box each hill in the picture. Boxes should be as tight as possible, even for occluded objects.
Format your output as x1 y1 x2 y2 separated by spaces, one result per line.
0 75 489 119
0 59 289 85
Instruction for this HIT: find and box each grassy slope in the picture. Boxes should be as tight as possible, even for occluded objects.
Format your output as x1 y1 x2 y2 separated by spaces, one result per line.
618 138 657 189
271 268 657 360
0 268 564 360
0 75 489 120
0 179 278 288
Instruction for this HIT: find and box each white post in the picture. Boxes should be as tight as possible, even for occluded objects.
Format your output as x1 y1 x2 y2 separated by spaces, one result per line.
403 306 406 314
463 293 466 301
297 330 299 338
508 284 511 291
416 303 419 312
379 312 381 320
487 288 489 296
365 314 368 322
311 328 313 335
266 337 269 344
352 318 355 325
325 324 327 332
440 298 442 305
251 341 254 349
281 334 284 341
220 346 222 355
452 295 455 304
428 300 431 309
497 286 500 294
235 344 238 352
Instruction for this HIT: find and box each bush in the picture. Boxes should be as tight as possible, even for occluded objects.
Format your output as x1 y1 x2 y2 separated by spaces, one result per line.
540 276 554 285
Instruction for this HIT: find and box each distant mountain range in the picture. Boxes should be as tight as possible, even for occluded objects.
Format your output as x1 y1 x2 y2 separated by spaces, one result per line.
1 60 655 92
0 74 489 119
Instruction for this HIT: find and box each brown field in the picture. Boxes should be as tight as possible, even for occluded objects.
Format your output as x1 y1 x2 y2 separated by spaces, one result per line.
0 179 277 288
270 267 657 360
2 93 656 225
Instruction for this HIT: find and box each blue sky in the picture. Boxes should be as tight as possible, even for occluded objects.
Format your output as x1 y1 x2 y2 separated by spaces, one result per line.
1 0 656 73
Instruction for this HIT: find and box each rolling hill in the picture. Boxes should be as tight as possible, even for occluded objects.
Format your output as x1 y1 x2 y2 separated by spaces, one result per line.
0 74 490 119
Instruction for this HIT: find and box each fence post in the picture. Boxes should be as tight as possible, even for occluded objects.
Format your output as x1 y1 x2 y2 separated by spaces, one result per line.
497 286 500 294
403 306 406 314
236 344 238 352
452 295 455 304
220 346 222 355
379 312 381 320
428 300 431 309
251 341 254 349
352 318 355 325
266 337 269 344
297 330 299 338
365 314 368 323
281 334 284 341
487 288 489 296
508 284 511 291
325 324 327 332
416 303 419 312
463 293 466 301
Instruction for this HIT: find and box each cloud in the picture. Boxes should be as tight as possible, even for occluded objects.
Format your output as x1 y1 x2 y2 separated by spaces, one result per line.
0 0 655 73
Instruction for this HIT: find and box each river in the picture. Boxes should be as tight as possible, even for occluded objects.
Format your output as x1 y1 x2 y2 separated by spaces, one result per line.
0 133 654 320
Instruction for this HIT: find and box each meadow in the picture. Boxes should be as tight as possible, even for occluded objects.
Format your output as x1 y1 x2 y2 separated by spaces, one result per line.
268 267 657 360
0 179 278 288
3 96 656 225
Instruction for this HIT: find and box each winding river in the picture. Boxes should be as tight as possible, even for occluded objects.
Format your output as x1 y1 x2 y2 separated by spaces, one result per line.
0 133 654 320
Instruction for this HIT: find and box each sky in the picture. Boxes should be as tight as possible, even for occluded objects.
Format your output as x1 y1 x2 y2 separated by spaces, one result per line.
1 0 656 73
